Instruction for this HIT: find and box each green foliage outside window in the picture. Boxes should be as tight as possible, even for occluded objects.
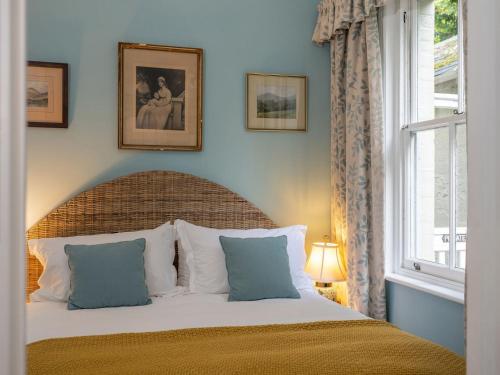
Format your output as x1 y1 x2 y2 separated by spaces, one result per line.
435 0 458 44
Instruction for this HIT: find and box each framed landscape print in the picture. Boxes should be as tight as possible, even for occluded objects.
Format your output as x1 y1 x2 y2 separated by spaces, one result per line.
246 73 307 132
118 42 203 151
27 61 68 128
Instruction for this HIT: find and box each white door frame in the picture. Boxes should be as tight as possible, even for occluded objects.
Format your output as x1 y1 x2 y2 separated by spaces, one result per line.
0 0 26 374
0 0 499 374
466 0 500 373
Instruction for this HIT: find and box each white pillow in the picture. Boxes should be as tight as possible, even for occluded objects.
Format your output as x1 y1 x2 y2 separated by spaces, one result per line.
174 220 313 294
28 222 176 301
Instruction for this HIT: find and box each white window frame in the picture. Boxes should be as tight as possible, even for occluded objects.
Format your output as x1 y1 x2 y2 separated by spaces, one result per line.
383 0 465 302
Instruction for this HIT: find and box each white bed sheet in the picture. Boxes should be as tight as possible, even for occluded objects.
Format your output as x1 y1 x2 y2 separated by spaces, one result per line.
27 288 366 344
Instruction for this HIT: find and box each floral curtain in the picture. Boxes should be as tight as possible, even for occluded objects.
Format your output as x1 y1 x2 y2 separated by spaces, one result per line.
313 0 386 319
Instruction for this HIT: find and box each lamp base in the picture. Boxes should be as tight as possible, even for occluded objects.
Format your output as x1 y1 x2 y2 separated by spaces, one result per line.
315 282 332 288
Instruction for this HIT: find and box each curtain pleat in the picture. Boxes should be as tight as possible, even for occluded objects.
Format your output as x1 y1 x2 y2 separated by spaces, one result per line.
313 0 386 43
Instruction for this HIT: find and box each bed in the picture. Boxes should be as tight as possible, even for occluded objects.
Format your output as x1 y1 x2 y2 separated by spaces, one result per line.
26 171 465 374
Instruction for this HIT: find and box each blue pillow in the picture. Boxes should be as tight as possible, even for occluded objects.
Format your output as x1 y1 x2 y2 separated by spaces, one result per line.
64 238 152 310
219 236 300 301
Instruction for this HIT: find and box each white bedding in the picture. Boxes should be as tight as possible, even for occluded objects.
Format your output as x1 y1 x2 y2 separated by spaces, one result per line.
27 289 366 344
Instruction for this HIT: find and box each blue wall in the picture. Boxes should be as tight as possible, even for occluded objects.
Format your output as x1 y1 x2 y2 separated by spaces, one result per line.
386 281 465 355
26 0 332 247
27 0 464 356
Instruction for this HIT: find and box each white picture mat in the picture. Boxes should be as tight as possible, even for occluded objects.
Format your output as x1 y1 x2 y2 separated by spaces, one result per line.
27 66 63 123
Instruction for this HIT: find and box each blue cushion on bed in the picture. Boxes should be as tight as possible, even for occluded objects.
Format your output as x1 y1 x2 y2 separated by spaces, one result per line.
64 238 152 310
219 236 300 301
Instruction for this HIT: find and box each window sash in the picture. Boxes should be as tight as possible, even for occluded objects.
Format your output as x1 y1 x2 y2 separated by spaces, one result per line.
403 113 465 131
403 0 466 129
402 119 466 283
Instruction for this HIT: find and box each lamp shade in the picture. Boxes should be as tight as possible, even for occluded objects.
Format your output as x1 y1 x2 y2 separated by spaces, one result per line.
305 242 346 283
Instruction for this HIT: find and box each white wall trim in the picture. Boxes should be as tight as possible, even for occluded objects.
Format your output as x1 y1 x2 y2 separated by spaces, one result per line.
466 0 500 373
0 0 26 374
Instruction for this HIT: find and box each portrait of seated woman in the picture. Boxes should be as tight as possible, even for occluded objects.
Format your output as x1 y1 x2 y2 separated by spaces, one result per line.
136 76 173 130
135 67 185 131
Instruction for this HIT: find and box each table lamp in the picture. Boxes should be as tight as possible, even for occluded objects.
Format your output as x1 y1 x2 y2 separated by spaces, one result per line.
305 241 346 287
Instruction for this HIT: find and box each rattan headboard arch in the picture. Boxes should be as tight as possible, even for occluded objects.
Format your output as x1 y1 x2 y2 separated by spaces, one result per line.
26 170 276 296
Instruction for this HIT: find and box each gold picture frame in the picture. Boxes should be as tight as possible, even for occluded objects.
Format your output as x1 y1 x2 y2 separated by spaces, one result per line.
246 73 307 132
118 42 203 151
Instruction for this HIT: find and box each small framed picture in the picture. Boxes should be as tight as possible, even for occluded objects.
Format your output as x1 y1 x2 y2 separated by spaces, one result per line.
118 42 203 151
27 61 68 128
246 73 307 132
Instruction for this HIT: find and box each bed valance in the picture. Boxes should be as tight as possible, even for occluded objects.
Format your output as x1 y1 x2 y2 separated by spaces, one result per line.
312 0 386 43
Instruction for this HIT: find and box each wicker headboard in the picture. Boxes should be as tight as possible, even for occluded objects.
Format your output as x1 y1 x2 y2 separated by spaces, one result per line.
26 170 276 296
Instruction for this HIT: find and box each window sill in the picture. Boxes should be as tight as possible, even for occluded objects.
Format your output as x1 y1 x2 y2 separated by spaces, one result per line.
385 272 464 304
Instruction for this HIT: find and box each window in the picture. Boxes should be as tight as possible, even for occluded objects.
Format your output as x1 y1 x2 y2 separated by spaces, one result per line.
399 0 466 285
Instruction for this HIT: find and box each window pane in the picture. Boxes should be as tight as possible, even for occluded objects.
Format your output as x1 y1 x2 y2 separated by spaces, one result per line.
416 0 459 122
413 127 450 265
455 124 467 269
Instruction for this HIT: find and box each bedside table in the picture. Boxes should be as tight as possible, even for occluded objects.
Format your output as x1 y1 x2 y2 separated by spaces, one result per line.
316 286 338 302
316 287 337 302
315 282 348 306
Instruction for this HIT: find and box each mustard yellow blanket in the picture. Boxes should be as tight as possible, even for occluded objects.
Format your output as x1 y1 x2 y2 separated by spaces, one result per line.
28 320 464 375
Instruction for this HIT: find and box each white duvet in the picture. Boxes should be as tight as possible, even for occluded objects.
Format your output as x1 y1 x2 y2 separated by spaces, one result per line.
27 289 366 344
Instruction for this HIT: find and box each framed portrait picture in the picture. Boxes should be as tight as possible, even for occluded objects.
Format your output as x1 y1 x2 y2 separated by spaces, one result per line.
118 42 203 151
27 61 68 128
246 73 307 132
